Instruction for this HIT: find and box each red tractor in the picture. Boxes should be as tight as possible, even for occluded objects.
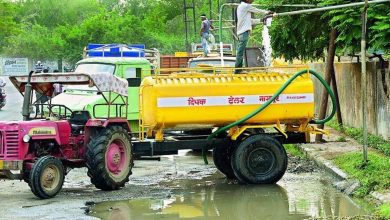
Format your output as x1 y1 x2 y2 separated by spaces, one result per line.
0 71 133 199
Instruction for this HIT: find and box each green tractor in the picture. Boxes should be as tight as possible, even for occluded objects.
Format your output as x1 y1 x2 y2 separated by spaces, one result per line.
51 44 159 133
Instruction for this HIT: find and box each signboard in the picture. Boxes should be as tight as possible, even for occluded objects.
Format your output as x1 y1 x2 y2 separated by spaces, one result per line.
2 58 29 76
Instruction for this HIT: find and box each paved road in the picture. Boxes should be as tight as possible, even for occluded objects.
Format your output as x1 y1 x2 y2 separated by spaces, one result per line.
0 76 23 121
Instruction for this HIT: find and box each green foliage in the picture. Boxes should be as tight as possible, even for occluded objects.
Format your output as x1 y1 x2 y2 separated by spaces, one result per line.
378 203 390 219
327 119 390 156
336 136 347 142
321 0 390 54
0 0 220 64
261 0 390 61
284 144 306 158
4 24 53 60
333 152 390 197
369 4 390 51
0 0 21 53
261 0 330 61
19 0 103 29
1 0 388 65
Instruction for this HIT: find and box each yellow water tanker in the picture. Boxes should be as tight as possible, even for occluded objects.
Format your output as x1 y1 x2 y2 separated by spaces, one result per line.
140 72 314 134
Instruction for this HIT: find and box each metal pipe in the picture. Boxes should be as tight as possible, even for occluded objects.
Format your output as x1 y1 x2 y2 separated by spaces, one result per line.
273 0 390 17
22 71 35 121
217 3 320 42
361 0 369 164
275 4 317 8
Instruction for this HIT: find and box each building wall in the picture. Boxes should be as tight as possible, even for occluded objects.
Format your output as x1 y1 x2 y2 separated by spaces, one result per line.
309 61 390 140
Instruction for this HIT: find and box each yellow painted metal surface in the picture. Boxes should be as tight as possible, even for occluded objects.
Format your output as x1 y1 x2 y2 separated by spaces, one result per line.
0 160 3 169
140 71 314 134
174 52 189 57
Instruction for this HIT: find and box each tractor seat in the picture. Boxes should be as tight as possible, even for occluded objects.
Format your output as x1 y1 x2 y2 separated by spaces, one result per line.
69 111 90 134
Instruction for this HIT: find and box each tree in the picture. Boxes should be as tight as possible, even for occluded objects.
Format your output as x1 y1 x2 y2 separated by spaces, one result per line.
261 0 390 60
0 0 230 64
260 0 390 142
0 0 21 54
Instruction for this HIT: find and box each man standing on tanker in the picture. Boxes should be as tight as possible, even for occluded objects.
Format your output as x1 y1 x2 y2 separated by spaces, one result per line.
200 14 214 57
235 0 273 73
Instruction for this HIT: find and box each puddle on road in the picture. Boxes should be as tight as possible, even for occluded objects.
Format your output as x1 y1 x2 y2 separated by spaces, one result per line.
88 174 367 220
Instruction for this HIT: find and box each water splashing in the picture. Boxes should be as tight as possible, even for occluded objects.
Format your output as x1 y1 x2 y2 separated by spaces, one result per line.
261 26 272 66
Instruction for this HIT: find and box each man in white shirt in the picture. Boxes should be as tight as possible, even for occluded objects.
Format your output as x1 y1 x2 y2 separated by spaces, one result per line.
235 0 272 73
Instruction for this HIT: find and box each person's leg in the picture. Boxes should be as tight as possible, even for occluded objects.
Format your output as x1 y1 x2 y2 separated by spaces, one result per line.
35 92 40 113
234 31 249 73
201 33 209 57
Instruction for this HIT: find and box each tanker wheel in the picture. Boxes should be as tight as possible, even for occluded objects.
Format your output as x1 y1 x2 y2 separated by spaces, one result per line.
213 141 236 179
29 156 65 199
231 134 287 184
86 126 133 191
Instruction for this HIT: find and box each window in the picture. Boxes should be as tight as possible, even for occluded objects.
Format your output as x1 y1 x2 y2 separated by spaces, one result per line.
75 63 115 74
125 67 142 87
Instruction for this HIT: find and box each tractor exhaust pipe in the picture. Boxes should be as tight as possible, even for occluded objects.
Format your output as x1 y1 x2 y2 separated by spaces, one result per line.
22 71 34 121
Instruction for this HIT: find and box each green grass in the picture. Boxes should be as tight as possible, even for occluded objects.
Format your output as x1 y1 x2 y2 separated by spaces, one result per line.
333 151 390 198
378 203 390 219
284 144 306 158
336 136 347 142
327 119 390 156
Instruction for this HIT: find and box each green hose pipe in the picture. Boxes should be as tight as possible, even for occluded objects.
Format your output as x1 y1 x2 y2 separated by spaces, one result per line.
202 69 337 164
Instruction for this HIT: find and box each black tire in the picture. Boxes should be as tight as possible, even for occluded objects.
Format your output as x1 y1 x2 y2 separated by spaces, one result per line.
213 141 236 179
86 126 133 191
29 156 65 199
231 134 287 184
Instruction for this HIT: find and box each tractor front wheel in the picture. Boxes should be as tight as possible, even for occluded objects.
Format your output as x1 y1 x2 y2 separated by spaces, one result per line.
29 156 65 199
86 126 133 191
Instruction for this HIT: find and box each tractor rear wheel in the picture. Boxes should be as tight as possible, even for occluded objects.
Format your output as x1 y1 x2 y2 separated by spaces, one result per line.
29 156 65 199
86 126 133 191
231 134 287 184
213 141 236 179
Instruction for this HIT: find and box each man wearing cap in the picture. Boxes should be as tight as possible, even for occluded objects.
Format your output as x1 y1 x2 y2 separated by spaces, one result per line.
235 0 273 73
200 14 214 57
35 61 44 73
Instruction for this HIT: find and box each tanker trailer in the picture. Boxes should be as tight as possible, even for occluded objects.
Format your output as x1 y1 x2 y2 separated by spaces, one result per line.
135 69 335 184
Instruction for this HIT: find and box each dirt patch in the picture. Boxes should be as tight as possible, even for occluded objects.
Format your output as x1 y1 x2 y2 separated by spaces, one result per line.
287 153 320 173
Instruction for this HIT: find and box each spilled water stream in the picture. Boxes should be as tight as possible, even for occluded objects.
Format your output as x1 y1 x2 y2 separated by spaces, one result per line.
261 26 273 67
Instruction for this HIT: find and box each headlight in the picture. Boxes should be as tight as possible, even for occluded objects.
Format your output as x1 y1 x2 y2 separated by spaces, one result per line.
23 135 31 143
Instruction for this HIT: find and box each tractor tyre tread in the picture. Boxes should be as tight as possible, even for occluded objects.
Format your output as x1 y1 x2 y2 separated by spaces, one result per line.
86 126 133 191
29 156 65 199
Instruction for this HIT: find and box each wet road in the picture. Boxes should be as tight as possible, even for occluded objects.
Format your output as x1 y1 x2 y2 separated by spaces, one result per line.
0 76 371 220
88 171 367 220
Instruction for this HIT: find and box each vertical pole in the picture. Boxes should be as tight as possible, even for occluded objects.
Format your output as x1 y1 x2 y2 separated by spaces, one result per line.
184 0 189 52
209 0 212 20
315 29 338 142
219 4 225 42
361 0 369 163
192 0 196 37
230 0 237 53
